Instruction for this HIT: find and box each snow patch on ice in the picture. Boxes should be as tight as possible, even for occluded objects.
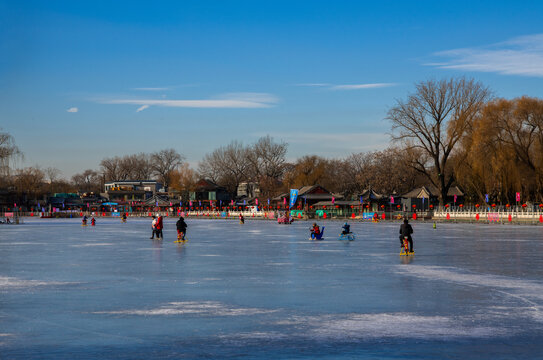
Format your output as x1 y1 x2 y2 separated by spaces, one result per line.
266 262 292 266
396 265 543 322
307 249 342 253
279 313 506 340
0 276 77 289
93 301 276 317
396 265 543 300
70 243 114 247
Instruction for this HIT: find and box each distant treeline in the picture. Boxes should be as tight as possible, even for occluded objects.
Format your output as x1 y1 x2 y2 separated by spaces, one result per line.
2 77 543 206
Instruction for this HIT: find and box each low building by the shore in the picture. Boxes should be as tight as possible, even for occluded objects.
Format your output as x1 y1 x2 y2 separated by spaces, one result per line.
400 185 464 210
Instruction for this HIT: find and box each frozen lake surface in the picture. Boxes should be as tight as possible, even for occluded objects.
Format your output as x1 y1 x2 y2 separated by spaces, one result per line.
1 218 543 359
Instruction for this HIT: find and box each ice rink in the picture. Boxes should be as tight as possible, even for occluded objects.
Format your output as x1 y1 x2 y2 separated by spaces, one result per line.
1 217 543 359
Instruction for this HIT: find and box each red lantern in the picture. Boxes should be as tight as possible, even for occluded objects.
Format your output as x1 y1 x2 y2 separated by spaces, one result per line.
445 204 449 208
412 204 416 209
476 213 480 220
522 203 527 208
475 204 480 208
380 205 385 209
397 204 401 209
492 204 496 208
506 204 510 208
459 204 464 208
351 213 355 219
335 205 339 209
539 204 543 208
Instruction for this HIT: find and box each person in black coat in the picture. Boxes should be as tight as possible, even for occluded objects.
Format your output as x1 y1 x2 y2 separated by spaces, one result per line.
399 219 414 252
176 216 188 240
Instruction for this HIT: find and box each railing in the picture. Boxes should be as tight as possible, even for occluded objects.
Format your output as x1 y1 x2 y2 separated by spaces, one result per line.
3 207 542 224
432 206 543 224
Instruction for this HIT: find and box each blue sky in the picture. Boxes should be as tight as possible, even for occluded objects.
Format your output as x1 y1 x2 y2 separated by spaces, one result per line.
1 0 543 177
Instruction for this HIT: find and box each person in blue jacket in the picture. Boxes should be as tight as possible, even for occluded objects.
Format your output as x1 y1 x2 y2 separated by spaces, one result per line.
341 222 351 235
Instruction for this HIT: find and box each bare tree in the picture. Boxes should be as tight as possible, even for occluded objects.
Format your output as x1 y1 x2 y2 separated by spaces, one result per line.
150 149 184 189
129 153 153 179
100 156 121 181
101 153 153 181
72 169 100 193
14 167 45 205
247 136 288 197
198 141 251 195
0 129 23 178
388 77 490 205
43 167 62 194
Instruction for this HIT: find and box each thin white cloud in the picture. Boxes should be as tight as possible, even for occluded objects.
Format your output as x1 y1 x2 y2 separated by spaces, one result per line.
136 105 149 112
66 107 78 113
330 83 396 90
429 34 543 77
297 83 396 90
100 92 278 109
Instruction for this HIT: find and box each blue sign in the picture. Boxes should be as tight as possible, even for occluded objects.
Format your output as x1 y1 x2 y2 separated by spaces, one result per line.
289 189 299 208
485 194 489 203
362 212 375 220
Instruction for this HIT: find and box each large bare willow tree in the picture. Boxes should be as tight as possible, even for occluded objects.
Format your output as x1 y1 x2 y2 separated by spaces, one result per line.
387 78 491 205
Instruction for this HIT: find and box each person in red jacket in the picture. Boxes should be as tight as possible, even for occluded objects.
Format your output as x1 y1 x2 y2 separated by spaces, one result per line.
155 214 164 239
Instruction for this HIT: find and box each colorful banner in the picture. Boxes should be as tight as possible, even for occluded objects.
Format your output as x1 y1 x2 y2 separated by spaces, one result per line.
516 192 521 202
390 196 394 204
485 194 489 203
289 189 299 208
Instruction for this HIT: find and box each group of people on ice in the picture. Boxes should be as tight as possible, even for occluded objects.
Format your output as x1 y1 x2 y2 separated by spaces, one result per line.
79 211 413 252
149 214 188 241
82 215 96 226
308 219 414 253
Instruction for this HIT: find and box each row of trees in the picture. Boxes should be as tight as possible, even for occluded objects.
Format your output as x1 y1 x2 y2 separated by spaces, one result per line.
456 96 543 203
388 78 543 204
2 77 543 206
100 149 184 188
